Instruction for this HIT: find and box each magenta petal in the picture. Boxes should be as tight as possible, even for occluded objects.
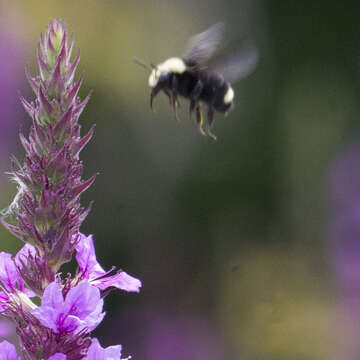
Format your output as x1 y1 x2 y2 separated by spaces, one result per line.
64 282 105 332
0 321 12 337
0 252 24 293
85 338 103 359
85 338 122 360
40 281 64 309
96 271 142 293
32 282 64 333
32 282 104 334
65 281 100 318
81 300 105 332
48 354 66 360
104 345 123 359
0 340 19 360
61 315 84 333
15 244 36 267
0 291 10 312
75 233 105 278
75 233 141 292
14 244 37 297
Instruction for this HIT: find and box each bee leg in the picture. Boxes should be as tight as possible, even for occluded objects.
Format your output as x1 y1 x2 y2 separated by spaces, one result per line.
189 100 196 120
163 89 173 105
195 103 206 137
171 93 180 122
189 81 203 121
150 87 161 112
163 88 180 120
206 107 217 140
171 75 180 121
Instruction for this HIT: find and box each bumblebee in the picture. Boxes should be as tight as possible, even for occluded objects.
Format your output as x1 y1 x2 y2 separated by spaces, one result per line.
136 23 258 140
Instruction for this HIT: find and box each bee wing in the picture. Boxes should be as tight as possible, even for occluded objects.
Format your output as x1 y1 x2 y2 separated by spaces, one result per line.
183 22 224 66
209 44 259 83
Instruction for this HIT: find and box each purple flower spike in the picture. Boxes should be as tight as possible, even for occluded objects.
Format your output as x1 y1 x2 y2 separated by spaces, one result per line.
85 338 122 360
2 18 96 274
32 281 104 334
0 341 19 360
0 19 141 359
75 233 142 292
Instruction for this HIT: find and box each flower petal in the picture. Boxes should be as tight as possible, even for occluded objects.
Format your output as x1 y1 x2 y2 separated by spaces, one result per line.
32 282 64 333
75 233 105 279
64 282 104 332
0 291 10 312
95 271 141 293
14 244 37 297
14 243 36 266
39 281 64 309
33 282 105 334
61 314 84 333
85 338 122 360
0 252 24 293
48 354 66 360
75 233 141 293
0 340 19 360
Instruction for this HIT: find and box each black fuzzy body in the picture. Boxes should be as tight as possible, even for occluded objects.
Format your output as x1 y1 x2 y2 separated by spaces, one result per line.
150 60 234 139
164 69 233 114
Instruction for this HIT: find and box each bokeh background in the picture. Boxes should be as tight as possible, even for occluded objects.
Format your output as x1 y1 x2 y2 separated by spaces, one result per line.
1 0 360 359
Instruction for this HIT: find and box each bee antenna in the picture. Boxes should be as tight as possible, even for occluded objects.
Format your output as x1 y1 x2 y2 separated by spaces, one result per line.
133 57 152 72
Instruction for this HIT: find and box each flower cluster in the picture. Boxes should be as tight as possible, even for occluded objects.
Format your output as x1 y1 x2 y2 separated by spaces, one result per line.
0 20 141 359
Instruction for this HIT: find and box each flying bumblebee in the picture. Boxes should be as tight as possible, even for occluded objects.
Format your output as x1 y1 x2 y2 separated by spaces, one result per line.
135 22 258 140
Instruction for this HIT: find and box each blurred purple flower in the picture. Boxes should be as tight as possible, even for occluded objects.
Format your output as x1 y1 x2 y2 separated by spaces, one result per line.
330 143 360 295
32 281 104 334
330 143 360 357
145 314 224 360
75 233 141 292
104 308 226 360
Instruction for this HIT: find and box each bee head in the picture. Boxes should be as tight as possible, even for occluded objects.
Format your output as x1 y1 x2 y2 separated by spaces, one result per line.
148 58 186 88
148 68 171 88
134 57 186 88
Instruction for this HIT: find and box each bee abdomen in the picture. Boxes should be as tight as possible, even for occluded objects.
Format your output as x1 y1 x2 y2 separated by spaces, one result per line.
169 71 234 113
199 75 234 113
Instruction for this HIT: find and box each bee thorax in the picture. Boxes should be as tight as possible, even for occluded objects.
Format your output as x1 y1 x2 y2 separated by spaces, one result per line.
158 57 186 74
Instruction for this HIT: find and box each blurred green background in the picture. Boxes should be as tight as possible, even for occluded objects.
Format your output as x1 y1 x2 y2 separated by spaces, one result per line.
2 0 360 359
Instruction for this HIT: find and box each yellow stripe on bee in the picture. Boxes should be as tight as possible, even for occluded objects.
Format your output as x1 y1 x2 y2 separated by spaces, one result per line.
224 86 234 104
158 58 186 74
